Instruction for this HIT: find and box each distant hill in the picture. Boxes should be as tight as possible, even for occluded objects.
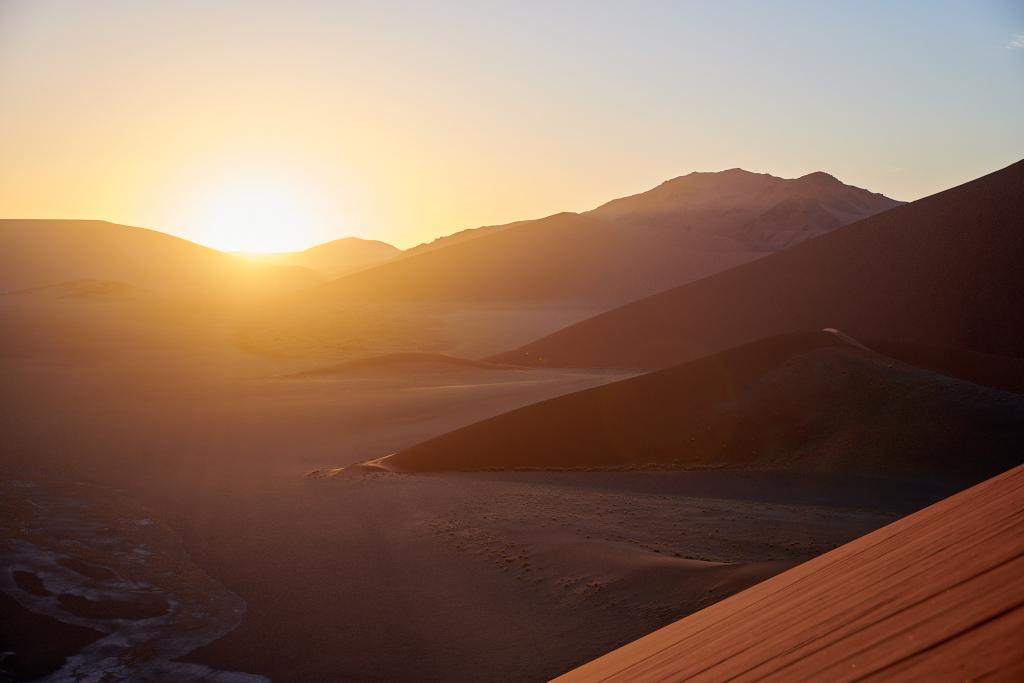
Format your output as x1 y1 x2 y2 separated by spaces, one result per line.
0 219 319 294
313 170 900 307
494 160 1024 369
243 237 400 279
383 331 1023 483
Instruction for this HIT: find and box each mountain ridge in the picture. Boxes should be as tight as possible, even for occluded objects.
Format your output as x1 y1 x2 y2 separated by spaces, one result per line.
493 159 1024 369
311 168 900 306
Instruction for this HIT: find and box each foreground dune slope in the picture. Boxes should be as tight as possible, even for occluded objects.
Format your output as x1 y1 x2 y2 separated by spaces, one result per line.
494 159 1024 369
382 331 1023 482
556 462 1024 682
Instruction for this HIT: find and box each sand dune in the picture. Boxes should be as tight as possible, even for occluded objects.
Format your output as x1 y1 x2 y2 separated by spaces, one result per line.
313 170 898 307
0 219 319 294
557 462 1024 682
380 331 1023 483
314 211 755 306
494 160 1024 369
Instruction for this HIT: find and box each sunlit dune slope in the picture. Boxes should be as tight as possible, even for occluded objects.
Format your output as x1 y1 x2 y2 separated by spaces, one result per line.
494 160 1024 369
313 170 899 307
556 462 1024 682
0 219 319 293
383 330 1023 482
240 236 400 279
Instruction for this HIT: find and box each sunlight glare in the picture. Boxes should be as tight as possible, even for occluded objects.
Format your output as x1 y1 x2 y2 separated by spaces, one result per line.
192 181 320 253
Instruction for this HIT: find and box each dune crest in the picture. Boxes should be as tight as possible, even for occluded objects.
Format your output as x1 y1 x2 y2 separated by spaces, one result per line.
379 331 1023 482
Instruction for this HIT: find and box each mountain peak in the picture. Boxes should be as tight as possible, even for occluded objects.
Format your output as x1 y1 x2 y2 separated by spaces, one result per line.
679 168 763 179
798 171 843 186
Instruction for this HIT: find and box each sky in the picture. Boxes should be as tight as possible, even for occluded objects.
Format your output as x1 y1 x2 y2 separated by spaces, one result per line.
1 0 1022 252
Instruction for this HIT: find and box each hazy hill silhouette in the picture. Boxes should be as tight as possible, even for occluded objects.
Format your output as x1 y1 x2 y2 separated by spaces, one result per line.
403 225 506 256
494 160 1024 369
243 237 399 279
313 170 899 307
385 331 1023 483
0 219 318 293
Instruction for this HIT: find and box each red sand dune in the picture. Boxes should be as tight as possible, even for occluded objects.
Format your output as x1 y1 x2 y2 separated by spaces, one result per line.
382 331 1023 482
494 160 1024 369
313 170 898 307
555 462 1024 682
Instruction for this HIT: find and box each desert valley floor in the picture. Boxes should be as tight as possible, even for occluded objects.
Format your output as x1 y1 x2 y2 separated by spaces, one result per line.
3 161 1022 681
0 352 965 681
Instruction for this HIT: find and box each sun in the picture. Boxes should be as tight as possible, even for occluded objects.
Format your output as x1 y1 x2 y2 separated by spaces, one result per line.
191 182 320 254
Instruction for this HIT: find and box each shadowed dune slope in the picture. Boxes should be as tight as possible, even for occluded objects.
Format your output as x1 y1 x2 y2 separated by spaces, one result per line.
866 339 1024 393
0 219 319 293
494 160 1024 369
313 170 899 307
385 331 1023 482
556 463 1024 682
313 211 754 306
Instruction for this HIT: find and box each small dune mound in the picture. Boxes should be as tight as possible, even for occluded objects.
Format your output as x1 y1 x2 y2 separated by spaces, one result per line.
383 330 1024 483
291 352 516 378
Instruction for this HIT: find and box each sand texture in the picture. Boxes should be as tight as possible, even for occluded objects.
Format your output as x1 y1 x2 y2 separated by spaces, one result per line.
556 463 1024 682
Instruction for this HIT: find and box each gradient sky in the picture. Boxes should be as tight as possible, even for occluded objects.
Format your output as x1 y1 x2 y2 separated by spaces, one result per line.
1 1 1022 251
